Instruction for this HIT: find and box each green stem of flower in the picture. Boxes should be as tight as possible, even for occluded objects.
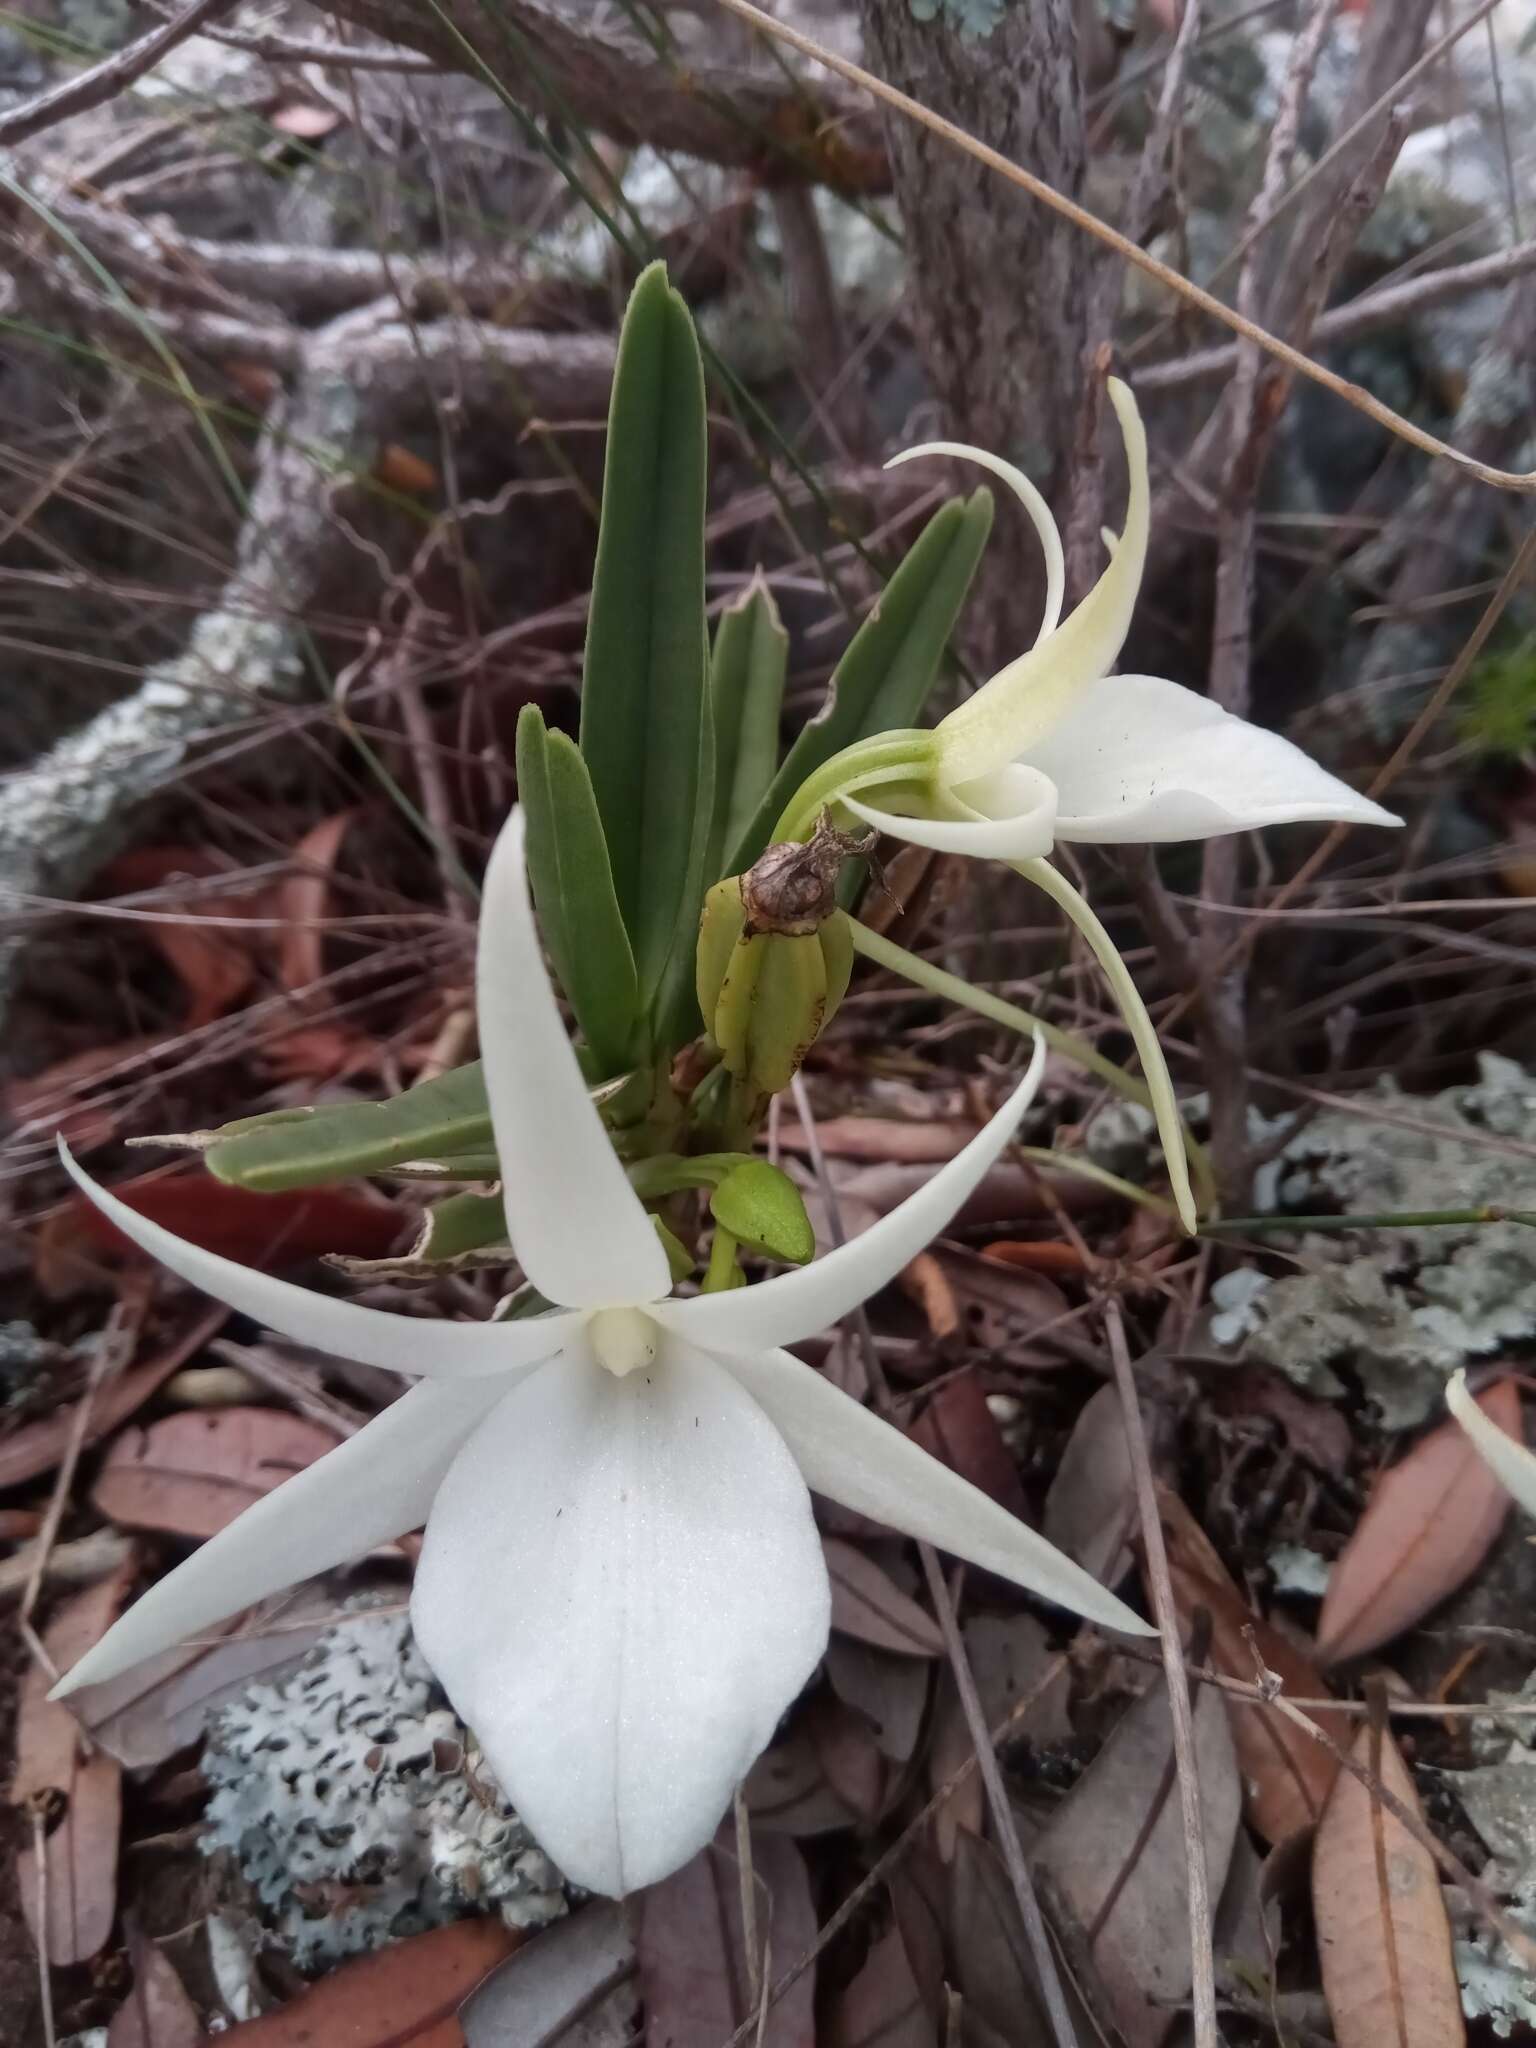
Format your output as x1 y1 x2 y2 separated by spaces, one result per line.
702 1222 743 1292
1013 858 1199 1234
1207 1207 1536 1235
773 731 935 843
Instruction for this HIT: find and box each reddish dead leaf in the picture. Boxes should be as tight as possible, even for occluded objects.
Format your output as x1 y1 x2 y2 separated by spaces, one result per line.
92 1407 343 1539
0 1508 42 1539
103 846 262 1031
637 1827 815 2048
213 1919 522 2045
376 442 441 497
279 810 359 994
1313 1721 1465 2048
0 1306 226 1492
899 1251 959 1338
825 1925 937 2048
259 1022 384 1084
824 1537 944 1657
824 1638 929 1764
982 1238 1093 1277
908 1369 1028 1517
1155 1487 1347 1845
1205 1369 1352 1476
62 1170 404 1270
1316 1378 1521 1665
460 1902 636 2046
223 360 281 406
12 1569 132 1964
108 1926 201 2048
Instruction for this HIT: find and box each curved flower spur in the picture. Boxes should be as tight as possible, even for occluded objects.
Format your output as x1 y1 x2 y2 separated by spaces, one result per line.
56 807 1151 1898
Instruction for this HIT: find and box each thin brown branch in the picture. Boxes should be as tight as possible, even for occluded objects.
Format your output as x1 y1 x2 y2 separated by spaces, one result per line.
0 0 236 148
1104 1302 1218 2048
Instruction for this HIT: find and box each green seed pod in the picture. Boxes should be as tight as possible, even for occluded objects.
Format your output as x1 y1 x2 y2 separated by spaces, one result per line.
818 911 854 1029
696 876 748 1028
735 931 827 1095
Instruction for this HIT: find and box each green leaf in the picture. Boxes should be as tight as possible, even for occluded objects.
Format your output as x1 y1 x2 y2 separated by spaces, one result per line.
707 574 788 881
415 1189 509 1261
653 1215 695 1285
579 261 713 1017
728 489 994 872
710 1159 815 1265
516 706 641 1076
204 1064 494 1192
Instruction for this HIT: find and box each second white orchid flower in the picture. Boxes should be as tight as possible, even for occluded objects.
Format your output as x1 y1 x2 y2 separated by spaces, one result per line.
837 379 1400 859
54 807 1150 1901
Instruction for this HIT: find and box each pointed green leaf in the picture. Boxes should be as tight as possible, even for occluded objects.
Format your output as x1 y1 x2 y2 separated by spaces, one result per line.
579 261 712 1014
707 574 788 881
728 489 994 873
516 706 641 1077
203 1064 494 1191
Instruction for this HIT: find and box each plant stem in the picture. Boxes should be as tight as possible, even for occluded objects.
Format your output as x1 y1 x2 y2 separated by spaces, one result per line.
1208 1206 1536 1235
1014 858 1198 1234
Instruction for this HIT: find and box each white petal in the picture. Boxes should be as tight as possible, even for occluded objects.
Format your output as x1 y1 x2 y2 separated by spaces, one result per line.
937 379 1150 787
478 809 670 1308
52 1374 516 1697
1447 1370 1536 1519
1029 675 1403 843
654 1036 1045 1356
886 441 1065 642
726 1347 1155 1637
845 762 1057 859
59 1140 579 1377
411 1341 828 1896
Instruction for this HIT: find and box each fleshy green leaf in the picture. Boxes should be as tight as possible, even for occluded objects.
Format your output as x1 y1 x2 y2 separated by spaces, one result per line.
707 574 788 881
653 1215 695 1285
710 1159 815 1265
516 706 641 1077
728 489 994 873
416 1189 510 1261
203 1065 494 1192
579 261 712 1019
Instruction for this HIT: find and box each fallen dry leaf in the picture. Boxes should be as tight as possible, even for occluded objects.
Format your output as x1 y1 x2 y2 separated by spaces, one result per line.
637 1827 815 2048
982 1238 1095 1277
279 810 360 995
949 1829 1053 2045
92 1406 343 1539
825 1924 938 2048
824 1536 944 1657
776 1115 982 1164
745 1724 859 1837
109 1925 201 2048
7 1038 165 1153
806 1690 886 1820
824 1637 929 1764
213 1918 522 2045
102 846 263 1031
63 1171 405 1271
460 1902 637 2047
0 1305 225 1491
73 1585 340 1770
1156 1487 1347 1844
907 1368 1028 1517
1317 1378 1521 1665
925 1673 984 1862
375 441 441 496
899 1250 959 1338
1043 1381 1137 1590
13 1569 131 1964
1313 1721 1465 2048
1033 1668 1243 2048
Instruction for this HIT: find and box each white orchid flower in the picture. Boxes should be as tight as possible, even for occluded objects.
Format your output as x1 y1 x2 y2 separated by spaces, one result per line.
843 379 1401 860
1446 1369 1536 1517
54 808 1151 1899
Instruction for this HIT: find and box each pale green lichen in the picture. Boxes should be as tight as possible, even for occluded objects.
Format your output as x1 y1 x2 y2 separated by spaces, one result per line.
202 1611 567 1963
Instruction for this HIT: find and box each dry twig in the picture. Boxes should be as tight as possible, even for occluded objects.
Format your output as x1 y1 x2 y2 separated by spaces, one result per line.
0 0 236 148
